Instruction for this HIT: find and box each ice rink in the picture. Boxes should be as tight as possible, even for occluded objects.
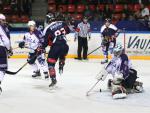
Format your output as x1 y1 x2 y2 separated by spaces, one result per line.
0 59 150 113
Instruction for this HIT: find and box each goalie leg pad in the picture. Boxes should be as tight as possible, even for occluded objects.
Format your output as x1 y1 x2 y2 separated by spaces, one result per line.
112 84 127 99
112 74 127 99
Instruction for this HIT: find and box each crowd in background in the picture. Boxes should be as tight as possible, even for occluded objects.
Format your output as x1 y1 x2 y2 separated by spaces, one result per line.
47 0 150 29
0 0 33 16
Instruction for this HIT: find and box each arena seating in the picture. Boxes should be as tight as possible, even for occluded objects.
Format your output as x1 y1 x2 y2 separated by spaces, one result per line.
0 0 31 23
0 0 150 31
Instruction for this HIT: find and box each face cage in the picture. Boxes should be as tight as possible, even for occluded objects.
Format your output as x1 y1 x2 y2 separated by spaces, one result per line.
113 50 122 57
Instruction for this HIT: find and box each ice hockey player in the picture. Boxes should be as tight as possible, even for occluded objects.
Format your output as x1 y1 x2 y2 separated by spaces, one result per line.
100 18 120 64
96 43 143 99
0 14 13 94
42 13 70 87
18 20 48 79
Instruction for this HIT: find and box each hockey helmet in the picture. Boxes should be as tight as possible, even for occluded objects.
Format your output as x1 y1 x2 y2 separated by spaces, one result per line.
105 18 111 23
113 43 123 57
46 13 55 24
0 14 6 20
27 20 36 27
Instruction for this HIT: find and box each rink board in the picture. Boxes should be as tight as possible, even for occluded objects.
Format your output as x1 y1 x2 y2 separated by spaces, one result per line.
10 32 150 60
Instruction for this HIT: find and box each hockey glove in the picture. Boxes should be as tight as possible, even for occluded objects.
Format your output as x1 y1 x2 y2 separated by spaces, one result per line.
35 47 45 55
96 67 108 81
7 47 13 58
18 41 25 49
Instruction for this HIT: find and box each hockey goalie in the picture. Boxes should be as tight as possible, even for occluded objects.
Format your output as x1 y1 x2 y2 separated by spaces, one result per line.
96 43 143 99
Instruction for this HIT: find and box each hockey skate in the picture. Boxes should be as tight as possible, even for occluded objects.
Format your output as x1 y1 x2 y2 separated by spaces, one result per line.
101 59 108 64
59 61 64 75
112 85 127 99
59 61 65 75
32 70 41 78
44 72 49 79
49 78 57 87
74 57 82 60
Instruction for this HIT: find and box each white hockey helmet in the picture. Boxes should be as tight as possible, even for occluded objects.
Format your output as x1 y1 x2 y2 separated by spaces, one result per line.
27 20 36 27
113 43 123 57
0 14 6 20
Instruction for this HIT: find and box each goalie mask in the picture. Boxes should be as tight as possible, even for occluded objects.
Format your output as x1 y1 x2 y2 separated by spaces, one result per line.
113 43 123 57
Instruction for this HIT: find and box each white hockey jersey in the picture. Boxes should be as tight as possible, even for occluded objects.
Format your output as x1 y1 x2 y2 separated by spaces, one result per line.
106 54 132 79
23 29 43 53
0 25 11 50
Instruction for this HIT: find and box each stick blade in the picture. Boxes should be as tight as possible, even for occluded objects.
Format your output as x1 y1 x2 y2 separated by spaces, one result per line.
86 91 90 96
5 70 17 75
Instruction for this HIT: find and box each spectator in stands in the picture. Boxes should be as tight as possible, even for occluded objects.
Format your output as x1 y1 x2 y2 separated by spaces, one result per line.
10 0 17 13
55 6 65 21
83 5 94 21
23 0 31 15
0 0 3 11
103 4 113 19
123 4 132 20
93 13 101 21
121 13 128 21
128 15 135 21
87 0 98 4
134 9 141 20
61 0 68 4
141 4 149 21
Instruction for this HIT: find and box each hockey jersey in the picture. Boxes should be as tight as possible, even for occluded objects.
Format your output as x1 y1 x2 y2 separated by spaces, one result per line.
106 53 132 79
0 24 11 50
100 24 118 37
42 21 70 48
23 29 43 53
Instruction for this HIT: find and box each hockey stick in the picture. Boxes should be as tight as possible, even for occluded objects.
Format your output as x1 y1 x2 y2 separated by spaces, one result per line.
6 53 38 75
6 62 28 75
86 78 102 96
87 46 102 56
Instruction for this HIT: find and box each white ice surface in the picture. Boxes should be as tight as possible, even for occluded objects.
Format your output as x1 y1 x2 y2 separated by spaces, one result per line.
0 59 150 113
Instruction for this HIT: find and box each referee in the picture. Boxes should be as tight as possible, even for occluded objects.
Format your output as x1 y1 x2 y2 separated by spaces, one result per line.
75 16 91 60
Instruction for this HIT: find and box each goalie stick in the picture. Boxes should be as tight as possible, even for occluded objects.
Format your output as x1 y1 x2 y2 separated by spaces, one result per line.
86 78 102 96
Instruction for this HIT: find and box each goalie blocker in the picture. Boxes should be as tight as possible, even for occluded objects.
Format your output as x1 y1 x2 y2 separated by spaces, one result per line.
96 43 143 99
